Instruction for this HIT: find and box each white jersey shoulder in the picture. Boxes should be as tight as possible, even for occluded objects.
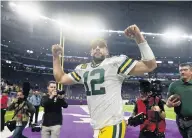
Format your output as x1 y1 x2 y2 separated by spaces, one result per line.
109 54 138 75
67 63 88 84
67 55 137 84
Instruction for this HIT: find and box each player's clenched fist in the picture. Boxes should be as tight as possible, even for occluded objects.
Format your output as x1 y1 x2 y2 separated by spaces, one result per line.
124 24 146 44
52 44 63 57
124 24 142 39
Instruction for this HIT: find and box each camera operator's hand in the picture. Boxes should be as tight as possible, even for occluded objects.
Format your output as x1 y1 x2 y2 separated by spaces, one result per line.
57 94 65 99
126 119 129 126
23 105 29 110
152 106 161 112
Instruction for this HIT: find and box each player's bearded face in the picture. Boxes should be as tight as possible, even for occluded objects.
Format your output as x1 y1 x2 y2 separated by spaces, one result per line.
179 66 192 80
91 43 108 62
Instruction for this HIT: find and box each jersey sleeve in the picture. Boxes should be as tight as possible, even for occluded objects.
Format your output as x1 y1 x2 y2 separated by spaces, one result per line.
67 65 83 84
114 55 138 76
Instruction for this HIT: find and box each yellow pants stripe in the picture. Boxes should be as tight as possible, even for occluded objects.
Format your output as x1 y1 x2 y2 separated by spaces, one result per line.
118 122 122 138
98 120 126 138
112 125 117 138
121 120 126 138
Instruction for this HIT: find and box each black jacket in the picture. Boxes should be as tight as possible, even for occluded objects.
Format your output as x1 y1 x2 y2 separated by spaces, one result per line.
41 94 68 126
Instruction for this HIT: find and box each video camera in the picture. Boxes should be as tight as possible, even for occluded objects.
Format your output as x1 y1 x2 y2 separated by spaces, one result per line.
31 124 41 132
139 80 163 97
128 112 146 127
57 90 65 95
23 82 30 100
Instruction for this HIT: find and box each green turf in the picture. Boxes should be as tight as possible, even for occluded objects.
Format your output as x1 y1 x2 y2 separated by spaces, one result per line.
5 105 176 122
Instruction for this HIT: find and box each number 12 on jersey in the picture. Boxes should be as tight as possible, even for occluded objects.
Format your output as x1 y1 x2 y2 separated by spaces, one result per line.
83 68 106 96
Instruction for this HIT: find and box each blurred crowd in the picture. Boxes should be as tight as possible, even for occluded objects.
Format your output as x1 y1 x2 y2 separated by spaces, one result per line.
1 77 170 103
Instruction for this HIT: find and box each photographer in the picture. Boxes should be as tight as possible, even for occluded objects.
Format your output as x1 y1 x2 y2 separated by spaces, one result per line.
41 81 68 138
7 91 35 138
129 80 166 138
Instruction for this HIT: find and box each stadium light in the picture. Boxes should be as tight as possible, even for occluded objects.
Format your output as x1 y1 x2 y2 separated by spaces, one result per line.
163 29 184 40
168 61 174 64
27 50 33 54
9 2 16 7
6 60 11 64
156 61 162 64
9 2 192 39
55 18 73 29
9 2 41 20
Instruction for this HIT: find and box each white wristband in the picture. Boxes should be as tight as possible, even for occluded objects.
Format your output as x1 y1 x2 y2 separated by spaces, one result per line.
138 41 155 61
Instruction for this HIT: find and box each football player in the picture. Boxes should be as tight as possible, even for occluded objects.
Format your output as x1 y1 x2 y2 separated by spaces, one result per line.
52 24 157 138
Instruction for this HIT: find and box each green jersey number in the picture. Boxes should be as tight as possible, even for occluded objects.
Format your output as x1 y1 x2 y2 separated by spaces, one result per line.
83 68 105 96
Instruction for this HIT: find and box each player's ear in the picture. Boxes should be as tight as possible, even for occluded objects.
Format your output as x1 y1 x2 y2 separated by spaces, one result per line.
106 50 109 56
90 49 94 56
105 47 109 56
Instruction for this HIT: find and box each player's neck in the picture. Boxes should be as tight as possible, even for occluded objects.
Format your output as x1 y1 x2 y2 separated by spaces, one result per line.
92 60 102 64
92 57 105 64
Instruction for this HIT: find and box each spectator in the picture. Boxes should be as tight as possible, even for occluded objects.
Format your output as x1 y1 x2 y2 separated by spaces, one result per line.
28 89 41 125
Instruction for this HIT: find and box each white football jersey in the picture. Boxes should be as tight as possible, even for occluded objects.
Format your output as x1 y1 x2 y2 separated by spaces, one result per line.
68 55 138 129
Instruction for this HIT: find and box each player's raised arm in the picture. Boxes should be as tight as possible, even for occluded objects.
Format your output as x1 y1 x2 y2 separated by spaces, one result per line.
52 44 74 85
124 25 157 75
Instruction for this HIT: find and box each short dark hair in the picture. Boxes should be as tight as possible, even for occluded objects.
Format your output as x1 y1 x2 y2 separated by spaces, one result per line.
17 91 23 93
47 81 56 87
179 62 192 68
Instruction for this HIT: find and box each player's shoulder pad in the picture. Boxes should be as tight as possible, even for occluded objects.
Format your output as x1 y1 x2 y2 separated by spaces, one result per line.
110 54 128 62
112 54 128 59
76 63 88 70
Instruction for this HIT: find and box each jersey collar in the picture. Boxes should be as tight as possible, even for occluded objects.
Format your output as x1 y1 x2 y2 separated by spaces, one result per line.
91 59 105 68
91 61 101 68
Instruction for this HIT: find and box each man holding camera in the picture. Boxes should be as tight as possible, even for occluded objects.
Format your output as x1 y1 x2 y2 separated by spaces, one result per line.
7 91 35 138
41 81 68 138
129 80 166 138
166 63 192 138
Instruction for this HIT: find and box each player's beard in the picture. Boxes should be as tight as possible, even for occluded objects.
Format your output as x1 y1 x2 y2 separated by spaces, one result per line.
93 55 105 64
